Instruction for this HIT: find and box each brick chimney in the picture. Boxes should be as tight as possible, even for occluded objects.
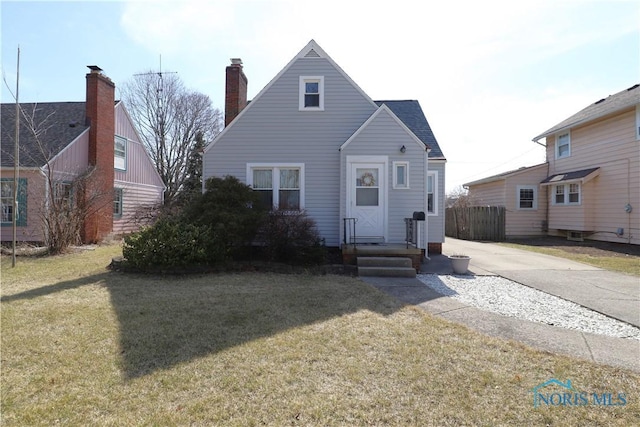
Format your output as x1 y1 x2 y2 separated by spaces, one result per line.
225 58 248 126
82 65 115 243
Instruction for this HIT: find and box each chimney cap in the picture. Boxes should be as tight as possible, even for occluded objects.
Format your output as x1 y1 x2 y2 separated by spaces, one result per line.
87 65 103 73
230 58 243 66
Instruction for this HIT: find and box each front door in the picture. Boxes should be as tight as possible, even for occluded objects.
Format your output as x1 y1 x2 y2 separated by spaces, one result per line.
348 162 386 242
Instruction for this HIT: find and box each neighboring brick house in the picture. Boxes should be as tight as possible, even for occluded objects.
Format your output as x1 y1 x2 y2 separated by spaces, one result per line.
0 66 165 244
203 40 447 253
466 83 639 244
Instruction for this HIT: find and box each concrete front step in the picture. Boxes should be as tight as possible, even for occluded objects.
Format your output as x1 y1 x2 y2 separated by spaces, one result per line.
357 266 417 278
357 256 413 268
357 257 416 278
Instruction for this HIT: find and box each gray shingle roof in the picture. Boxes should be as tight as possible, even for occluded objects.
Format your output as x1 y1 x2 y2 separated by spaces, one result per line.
540 167 600 185
464 163 547 187
374 100 445 159
533 84 640 142
1 102 89 168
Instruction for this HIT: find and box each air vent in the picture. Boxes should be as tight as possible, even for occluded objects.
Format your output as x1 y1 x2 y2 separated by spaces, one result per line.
594 98 605 104
627 84 639 91
304 49 321 58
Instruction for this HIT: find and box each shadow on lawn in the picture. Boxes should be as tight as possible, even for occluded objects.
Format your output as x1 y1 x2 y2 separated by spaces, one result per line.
100 272 408 380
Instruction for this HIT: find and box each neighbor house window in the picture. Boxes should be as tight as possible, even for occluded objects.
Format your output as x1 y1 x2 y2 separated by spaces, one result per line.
553 183 581 205
427 171 437 215
1 178 27 226
299 76 324 111
636 105 640 140
248 164 304 210
115 136 127 170
393 162 409 189
517 186 537 210
54 182 74 209
556 132 570 159
114 188 123 217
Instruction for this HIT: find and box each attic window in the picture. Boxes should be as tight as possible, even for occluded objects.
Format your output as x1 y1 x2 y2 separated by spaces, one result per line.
299 76 324 111
114 135 127 170
556 132 570 159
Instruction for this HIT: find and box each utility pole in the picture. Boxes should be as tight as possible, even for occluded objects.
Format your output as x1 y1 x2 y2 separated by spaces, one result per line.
12 46 20 268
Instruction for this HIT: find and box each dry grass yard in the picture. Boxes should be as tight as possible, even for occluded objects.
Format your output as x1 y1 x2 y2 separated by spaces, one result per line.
2 243 639 426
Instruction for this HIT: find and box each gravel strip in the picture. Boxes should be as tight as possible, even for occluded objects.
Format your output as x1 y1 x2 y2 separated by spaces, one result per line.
417 274 640 340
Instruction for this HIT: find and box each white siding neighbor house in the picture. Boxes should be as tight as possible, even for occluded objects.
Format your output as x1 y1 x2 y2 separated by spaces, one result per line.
203 40 446 254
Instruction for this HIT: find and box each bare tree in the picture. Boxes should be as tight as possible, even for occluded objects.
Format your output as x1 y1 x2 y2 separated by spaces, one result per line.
4 104 115 254
446 185 475 208
121 72 222 206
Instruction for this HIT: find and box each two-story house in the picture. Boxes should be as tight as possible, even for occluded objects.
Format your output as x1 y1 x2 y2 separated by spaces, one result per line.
466 84 639 245
202 40 446 255
0 66 165 244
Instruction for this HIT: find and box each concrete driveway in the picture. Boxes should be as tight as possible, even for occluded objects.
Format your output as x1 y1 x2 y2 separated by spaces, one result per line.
443 238 640 328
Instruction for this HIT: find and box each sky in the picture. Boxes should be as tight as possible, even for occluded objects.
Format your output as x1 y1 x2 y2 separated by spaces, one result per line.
1 0 638 193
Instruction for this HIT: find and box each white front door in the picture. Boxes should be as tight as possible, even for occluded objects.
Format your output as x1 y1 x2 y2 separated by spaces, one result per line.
347 161 386 242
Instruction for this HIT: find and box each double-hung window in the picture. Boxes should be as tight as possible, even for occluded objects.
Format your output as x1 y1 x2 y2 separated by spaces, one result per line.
114 188 123 217
299 76 324 111
427 171 437 215
115 135 127 170
249 164 304 211
1 178 27 226
517 186 537 210
556 132 570 159
553 183 581 205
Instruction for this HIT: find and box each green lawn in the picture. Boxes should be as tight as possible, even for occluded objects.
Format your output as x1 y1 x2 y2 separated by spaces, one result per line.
2 244 639 426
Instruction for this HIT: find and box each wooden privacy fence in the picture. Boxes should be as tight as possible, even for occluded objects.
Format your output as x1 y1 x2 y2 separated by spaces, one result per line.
445 206 506 241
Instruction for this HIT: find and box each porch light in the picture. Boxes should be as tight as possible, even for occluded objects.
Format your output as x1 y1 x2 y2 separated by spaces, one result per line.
400 145 406 153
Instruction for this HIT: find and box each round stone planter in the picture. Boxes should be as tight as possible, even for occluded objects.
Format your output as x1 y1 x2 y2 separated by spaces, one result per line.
449 255 471 275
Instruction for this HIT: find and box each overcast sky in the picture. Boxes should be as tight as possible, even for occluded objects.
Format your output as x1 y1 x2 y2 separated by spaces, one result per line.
2 0 638 192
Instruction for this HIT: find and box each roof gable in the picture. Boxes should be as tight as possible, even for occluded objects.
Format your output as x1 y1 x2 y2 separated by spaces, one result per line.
340 104 426 151
204 39 379 153
533 84 640 141
375 100 445 159
1 102 89 168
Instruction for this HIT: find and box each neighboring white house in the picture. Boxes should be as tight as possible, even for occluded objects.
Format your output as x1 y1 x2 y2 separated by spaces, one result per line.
203 40 446 253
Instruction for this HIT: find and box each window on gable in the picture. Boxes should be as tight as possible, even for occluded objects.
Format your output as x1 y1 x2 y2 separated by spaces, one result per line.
115 136 127 170
393 162 409 189
517 186 537 210
427 171 438 215
114 188 123 217
1 178 27 226
299 76 324 111
556 132 570 159
249 164 304 211
553 183 581 205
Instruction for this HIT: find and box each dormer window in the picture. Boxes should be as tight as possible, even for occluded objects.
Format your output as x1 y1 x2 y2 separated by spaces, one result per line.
299 76 324 111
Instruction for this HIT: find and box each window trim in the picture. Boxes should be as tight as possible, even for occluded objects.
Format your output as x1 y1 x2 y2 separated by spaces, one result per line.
299 76 324 111
247 163 305 211
516 185 537 210
114 188 123 218
115 135 127 171
555 131 571 159
393 161 409 189
636 105 640 140
0 178 27 226
552 183 581 206
427 171 438 216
